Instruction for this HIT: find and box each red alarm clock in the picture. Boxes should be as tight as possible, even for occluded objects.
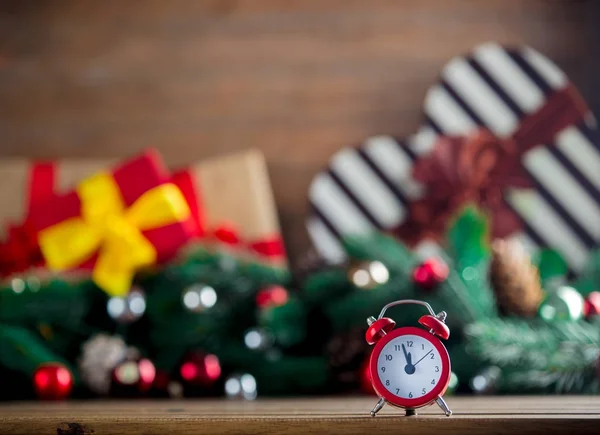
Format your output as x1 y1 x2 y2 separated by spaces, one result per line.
365 299 452 417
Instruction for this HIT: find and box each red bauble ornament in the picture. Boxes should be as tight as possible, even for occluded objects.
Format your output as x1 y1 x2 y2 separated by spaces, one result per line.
153 369 171 392
256 285 289 309
359 354 376 395
413 257 449 290
179 352 221 387
33 363 73 400
112 358 156 395
584 292 600 318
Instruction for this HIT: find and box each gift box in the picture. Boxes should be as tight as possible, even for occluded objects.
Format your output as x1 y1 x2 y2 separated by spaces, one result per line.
32 150 195 296
172 149 287 265
0 159 112 277
307 42 600 274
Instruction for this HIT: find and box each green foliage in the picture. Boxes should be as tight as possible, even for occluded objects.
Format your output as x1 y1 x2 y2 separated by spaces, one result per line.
341 232 417 275
0 278 103 332
421 260 497 330
533 249 568 286
323 278 416 332
464 318 600 393
302 267 352 305
259 297 307 347
572 249 600 297
0 324 73 378
3 203 599 398
446 205 491 270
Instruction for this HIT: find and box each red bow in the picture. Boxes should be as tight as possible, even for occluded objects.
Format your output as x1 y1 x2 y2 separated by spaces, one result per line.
394 84 590 245
0 162 56 277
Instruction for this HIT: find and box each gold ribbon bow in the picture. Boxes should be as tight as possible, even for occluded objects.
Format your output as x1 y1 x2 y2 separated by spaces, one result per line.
38 173 190 296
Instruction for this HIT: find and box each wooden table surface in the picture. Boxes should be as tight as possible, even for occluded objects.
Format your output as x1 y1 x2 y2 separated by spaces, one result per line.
1 396 599 435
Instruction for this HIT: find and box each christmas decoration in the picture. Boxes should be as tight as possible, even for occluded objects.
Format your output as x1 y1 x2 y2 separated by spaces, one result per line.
78 334 154 397
182 284 217 313
490 239 544 317
348 260 389 290
465 317 600 393
584 292 600 319
255 285 288 309
0 159 113 277
1 68 599 406
469 366 502 395
446 372 459 395
179 352 221 387
79 334 130 396
33 363 73 400
0 324 74 396
359 355 376 395
412 258 449 290
112 358 156 396
224 373 257 400
538 286 585 322
365 299 453 417
32 150 195 297
243 328 273 351
107 287 147 323
307 42 600 277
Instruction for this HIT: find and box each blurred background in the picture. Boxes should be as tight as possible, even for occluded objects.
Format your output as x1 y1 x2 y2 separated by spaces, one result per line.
1 0 600 402
1 0 599 265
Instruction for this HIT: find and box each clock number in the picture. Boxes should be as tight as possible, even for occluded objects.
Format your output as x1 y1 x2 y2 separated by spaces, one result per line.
422 343 425 350
381 367 386 373
406 341 413 347
430 353 435 359
396 388 400 394
394 345 401 351
385 354 392 361
408 392 413 398
435 366 439 372
385 380 390 386
422 388 426 395
431 379 436 385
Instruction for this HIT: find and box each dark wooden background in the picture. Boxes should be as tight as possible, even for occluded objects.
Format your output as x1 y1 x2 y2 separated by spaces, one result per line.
1 0 599 266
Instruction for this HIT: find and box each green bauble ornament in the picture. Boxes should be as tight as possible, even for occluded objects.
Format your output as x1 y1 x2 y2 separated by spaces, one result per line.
538 286 584 321
446 372 459 395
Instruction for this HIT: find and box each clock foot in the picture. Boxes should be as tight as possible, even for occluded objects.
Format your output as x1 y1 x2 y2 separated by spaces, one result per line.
405 408 417 417
370 398 386 417
435 396 452 417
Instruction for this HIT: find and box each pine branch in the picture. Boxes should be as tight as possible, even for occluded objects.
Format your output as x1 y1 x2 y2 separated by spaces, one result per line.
341 232 418 276
465 319 600 371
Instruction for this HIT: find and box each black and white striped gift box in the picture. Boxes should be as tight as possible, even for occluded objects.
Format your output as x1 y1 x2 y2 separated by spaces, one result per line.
307 42 600 273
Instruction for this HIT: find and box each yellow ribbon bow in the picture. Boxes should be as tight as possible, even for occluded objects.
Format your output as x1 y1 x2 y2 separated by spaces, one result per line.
38 172 190 297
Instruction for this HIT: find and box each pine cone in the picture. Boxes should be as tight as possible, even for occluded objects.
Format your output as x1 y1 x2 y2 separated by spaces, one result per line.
490 239 544 317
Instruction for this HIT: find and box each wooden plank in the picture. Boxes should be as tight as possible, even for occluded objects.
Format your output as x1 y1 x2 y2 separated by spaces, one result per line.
0 397 599 435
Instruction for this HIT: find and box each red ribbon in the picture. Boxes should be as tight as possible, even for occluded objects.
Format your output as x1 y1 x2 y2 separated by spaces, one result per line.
207 223 286 261
0 162 56 276
394 84 590 245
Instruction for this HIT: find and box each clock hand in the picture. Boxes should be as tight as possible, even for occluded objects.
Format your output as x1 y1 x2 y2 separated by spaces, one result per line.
401 344 410 363
413 349 433 367
402 344 415 375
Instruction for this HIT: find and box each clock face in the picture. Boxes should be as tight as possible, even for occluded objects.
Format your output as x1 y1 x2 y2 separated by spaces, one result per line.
375 333 444 400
